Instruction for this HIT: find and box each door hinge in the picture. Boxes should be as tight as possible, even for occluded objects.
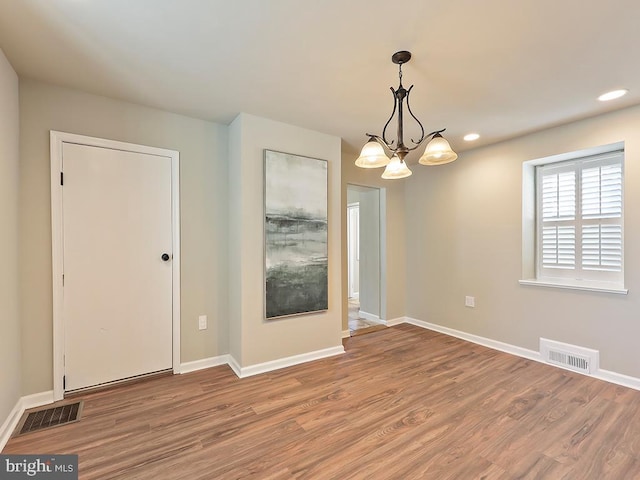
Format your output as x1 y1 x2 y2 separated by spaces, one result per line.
62 274 64 286
60 171 64 185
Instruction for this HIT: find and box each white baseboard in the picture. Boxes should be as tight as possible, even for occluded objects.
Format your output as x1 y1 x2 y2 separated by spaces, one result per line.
227 355 242 378
404 317 640 391
177 345 352 379
0 390 54 451
0 398 23 452
342 330 350 339
384 316 406 327
594 369 640 391
405 317 541 362
21 391 55 410
233 345 345 378
359 311 382 323
180 355 230 374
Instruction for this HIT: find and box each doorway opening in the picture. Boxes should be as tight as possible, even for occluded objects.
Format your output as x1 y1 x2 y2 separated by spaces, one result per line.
346 184 384 335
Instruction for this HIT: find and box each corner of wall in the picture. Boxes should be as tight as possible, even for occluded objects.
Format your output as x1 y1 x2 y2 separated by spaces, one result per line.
227 115 244 364
228 113 342 368
0 46 22 446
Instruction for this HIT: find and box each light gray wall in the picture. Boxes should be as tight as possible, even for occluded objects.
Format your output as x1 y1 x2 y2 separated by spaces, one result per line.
405 104 640 379
347 188 359 205
19 79 229 395
228 113 342 367
346 184 381 315
357 187 380 318
0 48 21 430
346 187 361 299
341 155 406 329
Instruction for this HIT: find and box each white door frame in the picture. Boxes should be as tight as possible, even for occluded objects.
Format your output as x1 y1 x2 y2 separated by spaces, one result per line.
50 131 181 401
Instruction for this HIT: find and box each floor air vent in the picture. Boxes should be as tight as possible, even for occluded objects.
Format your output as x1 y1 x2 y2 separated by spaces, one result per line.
540 338 598 375
16 401 83 436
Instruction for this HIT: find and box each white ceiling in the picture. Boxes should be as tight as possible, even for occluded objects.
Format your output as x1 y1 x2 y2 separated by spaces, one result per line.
1 0 639 160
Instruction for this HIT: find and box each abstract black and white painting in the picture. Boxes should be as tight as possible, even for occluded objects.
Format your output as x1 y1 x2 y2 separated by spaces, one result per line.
264 150 328 319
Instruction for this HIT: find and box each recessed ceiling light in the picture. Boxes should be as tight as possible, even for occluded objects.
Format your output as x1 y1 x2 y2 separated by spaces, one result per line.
598 89 629 102
463 133 480 141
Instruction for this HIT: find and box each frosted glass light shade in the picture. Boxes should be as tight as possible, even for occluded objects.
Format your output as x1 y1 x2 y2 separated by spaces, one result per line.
381 155 412 179
419 135 458 165
355 140 390 168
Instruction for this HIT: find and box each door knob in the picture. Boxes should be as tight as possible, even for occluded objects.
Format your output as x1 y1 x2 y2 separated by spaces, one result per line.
161 253 171 261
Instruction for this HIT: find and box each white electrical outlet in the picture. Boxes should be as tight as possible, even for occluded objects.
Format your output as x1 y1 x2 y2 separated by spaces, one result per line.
465 296 475 308
198 315 207 330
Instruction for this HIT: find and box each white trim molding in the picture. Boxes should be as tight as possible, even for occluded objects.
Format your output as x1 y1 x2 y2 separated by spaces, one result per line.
518 279 628 295
0 399 23 451
21 391 56 410
403 317 640 391
404 317 541 362
385 316 406 327
0 391 54 451
594 369 640 391
180 355 230 375
232 346 345 379
359 311 384 324
342 330 351 339
50 131 181 400
227 356 242 378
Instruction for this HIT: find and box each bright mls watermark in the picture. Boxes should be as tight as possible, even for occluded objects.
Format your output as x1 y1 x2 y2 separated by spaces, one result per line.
0 455 77 479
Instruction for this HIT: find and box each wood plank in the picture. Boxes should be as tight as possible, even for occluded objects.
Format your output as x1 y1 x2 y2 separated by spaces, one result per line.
4 324 640 479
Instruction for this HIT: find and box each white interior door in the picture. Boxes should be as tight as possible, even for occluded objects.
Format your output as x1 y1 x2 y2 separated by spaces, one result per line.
62 142 173 391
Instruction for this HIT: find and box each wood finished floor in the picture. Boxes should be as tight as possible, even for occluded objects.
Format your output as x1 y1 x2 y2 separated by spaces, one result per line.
5 324 640 479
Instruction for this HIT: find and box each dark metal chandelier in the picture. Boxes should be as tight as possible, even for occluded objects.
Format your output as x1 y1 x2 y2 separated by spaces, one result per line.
355 51 457 179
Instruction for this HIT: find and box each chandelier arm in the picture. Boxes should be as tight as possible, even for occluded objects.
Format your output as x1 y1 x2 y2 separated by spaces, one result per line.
403 128 448 152
364 133 392 151
381 87 398 148
405 86 425 146
427 128 447 138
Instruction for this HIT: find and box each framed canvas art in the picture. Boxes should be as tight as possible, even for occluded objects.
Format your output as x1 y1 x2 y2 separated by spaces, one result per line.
264 150 328 319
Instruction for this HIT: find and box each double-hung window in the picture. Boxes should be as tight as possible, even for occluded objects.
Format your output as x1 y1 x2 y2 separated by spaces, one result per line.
535 150 624 288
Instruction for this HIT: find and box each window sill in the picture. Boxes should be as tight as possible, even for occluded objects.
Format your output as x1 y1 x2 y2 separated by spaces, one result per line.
519 279 628 295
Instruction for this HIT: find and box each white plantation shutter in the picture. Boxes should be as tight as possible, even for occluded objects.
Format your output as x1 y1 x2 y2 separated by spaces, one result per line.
536 151 623 284
542 225 575 268
540 169 576 269
582 224 622 271
582 162 622 218
542 171 576 221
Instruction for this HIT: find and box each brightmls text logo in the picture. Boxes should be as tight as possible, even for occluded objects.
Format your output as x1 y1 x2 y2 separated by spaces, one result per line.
0 455 77 479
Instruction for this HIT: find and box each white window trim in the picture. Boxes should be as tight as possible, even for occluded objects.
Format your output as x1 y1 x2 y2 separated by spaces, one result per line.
521 141 628 294
518 279 628 295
